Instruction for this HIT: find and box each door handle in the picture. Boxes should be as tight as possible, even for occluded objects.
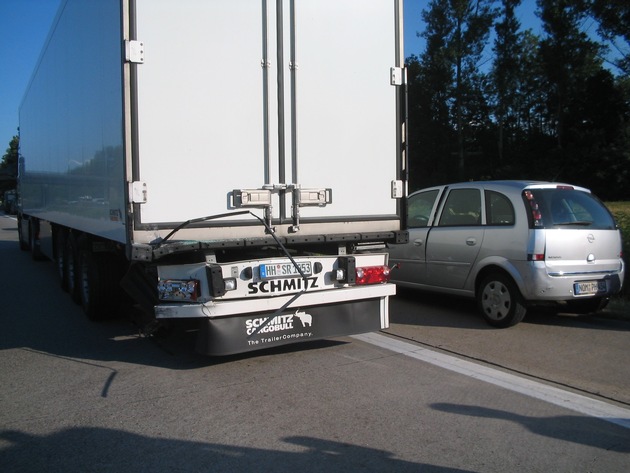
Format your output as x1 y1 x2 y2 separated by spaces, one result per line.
466 237 477 246
413 239 424 246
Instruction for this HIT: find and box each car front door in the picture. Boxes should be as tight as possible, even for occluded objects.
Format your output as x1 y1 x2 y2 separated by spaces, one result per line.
388 188 442 286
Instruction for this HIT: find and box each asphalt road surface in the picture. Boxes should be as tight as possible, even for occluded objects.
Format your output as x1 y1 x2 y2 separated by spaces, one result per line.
1 212 629 472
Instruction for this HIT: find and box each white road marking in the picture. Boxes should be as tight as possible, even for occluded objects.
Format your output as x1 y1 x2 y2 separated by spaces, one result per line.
353 332 630 430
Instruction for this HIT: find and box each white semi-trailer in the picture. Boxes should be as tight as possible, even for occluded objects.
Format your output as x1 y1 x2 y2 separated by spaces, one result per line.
18 0 407 355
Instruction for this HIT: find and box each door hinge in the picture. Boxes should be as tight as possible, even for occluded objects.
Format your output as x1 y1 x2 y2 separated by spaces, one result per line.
391 180 404 198
390 67 404 86
130 181 147 204
125 40 145 64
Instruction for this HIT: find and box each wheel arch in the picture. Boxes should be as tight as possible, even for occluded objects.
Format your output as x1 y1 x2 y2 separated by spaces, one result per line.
472 259 527 301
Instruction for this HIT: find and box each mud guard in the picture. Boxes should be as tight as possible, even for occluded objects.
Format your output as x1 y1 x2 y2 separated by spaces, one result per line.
196 299 385 356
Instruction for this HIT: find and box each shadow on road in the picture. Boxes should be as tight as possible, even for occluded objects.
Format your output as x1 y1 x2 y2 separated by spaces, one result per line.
0 218 347 369
431 403 630 453
391 287 630 333
0 428 474 473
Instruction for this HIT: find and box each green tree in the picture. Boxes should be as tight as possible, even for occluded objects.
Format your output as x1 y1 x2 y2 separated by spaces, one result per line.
492 0 524 163
587 0 630 75
538 0 604 150
0 135 19 193
448 0 497 180
535 0 629 196
406 0 629 198
409 0 496 186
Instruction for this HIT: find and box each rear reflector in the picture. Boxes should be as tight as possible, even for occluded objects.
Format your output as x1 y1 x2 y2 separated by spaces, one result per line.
355 266 391 285
528 254 545 261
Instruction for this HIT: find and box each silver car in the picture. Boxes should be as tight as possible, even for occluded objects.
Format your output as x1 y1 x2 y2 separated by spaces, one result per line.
388 181 625 327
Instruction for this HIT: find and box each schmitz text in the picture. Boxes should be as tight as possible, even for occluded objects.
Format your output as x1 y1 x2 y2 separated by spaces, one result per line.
247 277 319 294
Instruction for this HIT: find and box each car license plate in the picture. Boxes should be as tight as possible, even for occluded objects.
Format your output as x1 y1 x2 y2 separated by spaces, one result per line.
574 280 606 295
260 261 312 279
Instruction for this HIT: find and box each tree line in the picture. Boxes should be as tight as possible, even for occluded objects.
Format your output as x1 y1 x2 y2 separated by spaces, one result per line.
3 0 628 202
406 0 629 201
0 135 18 196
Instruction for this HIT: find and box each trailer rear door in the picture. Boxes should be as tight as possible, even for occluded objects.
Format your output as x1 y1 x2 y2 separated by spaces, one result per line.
130 0 403 233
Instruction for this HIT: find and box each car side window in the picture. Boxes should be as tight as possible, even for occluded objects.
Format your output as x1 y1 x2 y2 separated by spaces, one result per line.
407 189 439 228
438 189 481 226
486 190 515 225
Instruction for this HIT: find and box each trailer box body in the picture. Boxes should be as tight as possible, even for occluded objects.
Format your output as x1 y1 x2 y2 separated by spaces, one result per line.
19 0 407 355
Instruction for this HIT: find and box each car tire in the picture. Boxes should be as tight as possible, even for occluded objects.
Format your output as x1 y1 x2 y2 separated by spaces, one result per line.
477 272 527 328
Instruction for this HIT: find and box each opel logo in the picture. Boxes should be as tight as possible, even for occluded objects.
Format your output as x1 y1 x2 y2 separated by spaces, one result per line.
587 234 595 243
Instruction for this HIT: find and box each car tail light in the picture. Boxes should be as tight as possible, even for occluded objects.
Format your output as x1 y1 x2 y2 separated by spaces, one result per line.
355 265 391 285
528 253 545 262
523 190 543 227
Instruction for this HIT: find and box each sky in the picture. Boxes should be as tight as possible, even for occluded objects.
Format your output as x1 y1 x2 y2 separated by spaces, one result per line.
0 0 544 153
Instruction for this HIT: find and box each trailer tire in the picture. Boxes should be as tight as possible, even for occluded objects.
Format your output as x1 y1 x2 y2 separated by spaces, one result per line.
79 246 121 321
17 216 29 251
65 233 82 304
29 220 45 261
55 228 69 291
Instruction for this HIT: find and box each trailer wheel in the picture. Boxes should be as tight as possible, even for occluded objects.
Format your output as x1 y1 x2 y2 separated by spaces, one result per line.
79 246 121 321
17 215 29 251
65 233 82 304
55 229 69 291
29 219 45 261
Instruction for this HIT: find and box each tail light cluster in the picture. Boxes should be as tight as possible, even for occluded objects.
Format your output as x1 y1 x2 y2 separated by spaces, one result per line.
355 265 391 285
335 256 391 285
523 190 543 227
524 189 545 262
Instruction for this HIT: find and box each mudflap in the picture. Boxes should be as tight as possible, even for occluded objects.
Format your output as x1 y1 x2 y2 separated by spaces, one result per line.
196 298 385 356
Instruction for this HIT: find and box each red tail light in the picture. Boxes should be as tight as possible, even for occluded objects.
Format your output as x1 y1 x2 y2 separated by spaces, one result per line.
524 190 543 227
355 266 391 285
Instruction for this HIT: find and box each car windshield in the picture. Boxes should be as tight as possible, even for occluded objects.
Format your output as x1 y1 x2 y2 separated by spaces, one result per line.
527 188 616 230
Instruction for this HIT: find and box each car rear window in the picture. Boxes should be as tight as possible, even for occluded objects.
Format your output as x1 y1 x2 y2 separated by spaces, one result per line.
524 189 616 230
486 190 515 225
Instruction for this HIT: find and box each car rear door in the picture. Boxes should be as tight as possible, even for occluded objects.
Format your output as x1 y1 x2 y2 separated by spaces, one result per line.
425 187 485 289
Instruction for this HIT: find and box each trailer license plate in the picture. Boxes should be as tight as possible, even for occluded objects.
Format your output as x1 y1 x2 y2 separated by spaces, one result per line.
260 262 312 279
574 280 606 295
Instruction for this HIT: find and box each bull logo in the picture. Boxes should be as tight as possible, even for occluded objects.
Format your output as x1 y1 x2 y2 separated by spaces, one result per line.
293 310 313 327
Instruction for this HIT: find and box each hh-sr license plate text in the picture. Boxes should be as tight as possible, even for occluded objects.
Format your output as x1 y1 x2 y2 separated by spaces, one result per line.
260 262 313 280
